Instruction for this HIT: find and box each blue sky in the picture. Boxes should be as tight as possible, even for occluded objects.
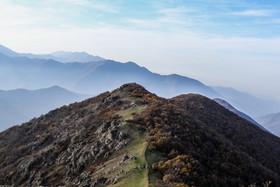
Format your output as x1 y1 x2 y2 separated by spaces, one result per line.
0 0 280 99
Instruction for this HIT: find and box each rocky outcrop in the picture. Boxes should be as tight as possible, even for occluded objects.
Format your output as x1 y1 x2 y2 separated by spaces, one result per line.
0 84 145 186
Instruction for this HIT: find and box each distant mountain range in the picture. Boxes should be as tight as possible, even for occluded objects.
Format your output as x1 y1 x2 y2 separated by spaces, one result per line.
0 45 218 98
212 86 280 118
214 98 267 131
0 86 87 132
0 44 104 63
0 43 279 122
257 112 280 137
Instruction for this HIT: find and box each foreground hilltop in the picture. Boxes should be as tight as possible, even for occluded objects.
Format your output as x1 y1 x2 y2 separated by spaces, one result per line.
0 83 279 186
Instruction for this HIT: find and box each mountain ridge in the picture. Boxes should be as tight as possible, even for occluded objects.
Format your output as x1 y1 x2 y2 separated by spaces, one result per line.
1 43 279 118
0 51 219 99
0 83 279 186
0 44 104 63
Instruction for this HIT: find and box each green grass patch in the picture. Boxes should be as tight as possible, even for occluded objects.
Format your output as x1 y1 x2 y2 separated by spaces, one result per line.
109 123 149 187
108 105 150 187
117 106 146 121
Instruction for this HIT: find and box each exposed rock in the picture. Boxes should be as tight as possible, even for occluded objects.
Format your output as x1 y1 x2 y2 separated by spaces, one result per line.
122 154 129 162
130 155 136 160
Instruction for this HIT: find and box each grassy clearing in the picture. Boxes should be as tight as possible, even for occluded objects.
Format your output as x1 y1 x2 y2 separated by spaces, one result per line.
114 136 148 187
117 106 146 121
108 106 149 187
108 129 149 187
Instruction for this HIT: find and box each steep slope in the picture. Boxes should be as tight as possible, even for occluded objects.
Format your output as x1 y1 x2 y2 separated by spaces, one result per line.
257 112 280 137
0 83 280 187
212 86 280 117
0 86 87 132
0 52 218 98
214 98 267 131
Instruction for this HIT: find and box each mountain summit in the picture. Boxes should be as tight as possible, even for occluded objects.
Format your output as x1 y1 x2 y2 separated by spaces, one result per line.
0 83 279 186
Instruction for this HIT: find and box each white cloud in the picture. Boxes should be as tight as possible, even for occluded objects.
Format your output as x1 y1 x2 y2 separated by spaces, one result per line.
0 1 34 26
127 7 193 30
44 0 119 12
0 0 119 29
231 10 274 17
157 7 193 15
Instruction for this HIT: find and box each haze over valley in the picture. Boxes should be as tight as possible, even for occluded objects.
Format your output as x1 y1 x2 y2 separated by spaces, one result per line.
0 44 279 136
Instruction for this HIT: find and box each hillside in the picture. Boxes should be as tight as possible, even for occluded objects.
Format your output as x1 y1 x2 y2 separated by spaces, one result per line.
214 98 267 131
257 112 280 137
0 86 87 132
0 83 279 186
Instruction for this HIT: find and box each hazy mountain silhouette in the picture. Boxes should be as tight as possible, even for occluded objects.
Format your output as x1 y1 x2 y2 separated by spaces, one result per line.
1 44 279 118
0 86 88 132
0 51 218 98
212 86 280 117
0 44 18 57
0 44 104 63
0 97 27 130
257 112 280 137
21 51 104 63
214 98 267 131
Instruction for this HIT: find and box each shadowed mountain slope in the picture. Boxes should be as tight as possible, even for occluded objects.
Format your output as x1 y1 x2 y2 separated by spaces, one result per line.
0 83 279 186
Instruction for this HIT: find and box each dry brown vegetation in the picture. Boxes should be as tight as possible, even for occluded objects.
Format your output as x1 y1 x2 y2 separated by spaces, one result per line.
0 83 280 186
